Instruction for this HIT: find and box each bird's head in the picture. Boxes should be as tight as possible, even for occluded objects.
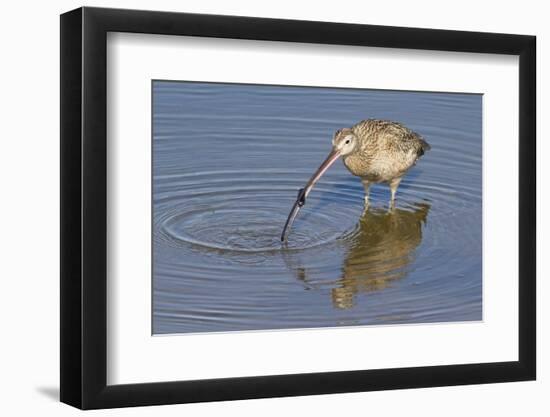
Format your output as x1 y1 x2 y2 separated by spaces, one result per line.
332 128 358 156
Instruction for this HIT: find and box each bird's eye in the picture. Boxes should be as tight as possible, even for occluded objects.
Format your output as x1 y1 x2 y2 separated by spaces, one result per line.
345 139 350 144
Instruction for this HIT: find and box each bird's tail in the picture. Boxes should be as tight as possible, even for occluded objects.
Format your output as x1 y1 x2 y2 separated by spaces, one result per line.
418 139 431 156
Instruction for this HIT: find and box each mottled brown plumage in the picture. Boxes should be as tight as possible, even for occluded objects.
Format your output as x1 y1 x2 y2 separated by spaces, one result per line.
337 119 429 180
333 119 430 208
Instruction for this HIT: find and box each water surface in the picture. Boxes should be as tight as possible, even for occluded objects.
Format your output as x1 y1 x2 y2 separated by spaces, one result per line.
152 81 482 334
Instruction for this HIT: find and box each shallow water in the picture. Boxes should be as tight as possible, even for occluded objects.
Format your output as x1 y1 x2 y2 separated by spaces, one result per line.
152 81 482 334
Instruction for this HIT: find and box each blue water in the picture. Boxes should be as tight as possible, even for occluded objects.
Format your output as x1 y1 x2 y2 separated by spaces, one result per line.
152 81 482 334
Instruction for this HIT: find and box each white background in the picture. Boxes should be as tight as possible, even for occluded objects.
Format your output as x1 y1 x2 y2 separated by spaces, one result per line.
0 0 545 416
108 34 518 384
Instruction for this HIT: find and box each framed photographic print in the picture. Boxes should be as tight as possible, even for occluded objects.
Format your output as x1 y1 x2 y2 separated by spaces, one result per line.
60 6 536 409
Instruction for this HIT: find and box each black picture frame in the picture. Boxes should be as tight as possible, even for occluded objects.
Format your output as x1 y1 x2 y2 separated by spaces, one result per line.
60 6 536 410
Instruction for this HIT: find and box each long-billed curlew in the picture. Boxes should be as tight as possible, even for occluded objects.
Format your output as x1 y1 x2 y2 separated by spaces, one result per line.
281 119 431 242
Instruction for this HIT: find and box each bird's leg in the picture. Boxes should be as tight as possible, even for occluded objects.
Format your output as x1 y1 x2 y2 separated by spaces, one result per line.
361 179 371 211
389 177 402 210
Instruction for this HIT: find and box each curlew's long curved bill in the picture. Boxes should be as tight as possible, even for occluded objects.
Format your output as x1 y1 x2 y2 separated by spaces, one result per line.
281 148 341 242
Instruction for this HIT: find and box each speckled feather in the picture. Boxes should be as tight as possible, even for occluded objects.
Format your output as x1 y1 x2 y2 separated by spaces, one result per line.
336 119 431 183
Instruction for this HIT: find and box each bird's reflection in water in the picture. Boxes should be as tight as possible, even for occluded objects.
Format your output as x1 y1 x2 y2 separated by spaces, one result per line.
332 203 430 309
285 203 431 310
